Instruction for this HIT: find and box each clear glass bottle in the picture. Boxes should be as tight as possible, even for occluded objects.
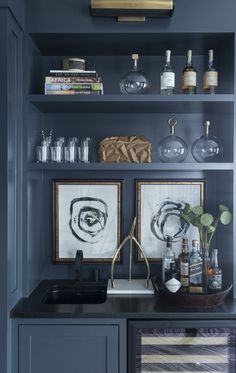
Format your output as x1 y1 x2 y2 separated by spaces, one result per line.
182 50 197 94
120 53 150 94
162 236 175 283
157 118 188 162
179 238 190 292
203 50 218 94
189 240 203 293
191 120 222 162
160 50 175 95
208 249 222 290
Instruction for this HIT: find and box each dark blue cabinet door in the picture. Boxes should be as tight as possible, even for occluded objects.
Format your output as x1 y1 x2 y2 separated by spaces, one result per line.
19 325 119 373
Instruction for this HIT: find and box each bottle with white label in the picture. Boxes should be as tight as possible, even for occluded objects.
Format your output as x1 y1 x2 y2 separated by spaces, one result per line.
182 50 197 94
162 236 175 283
160 50 175 95
164 262 181 293
203 50 218 94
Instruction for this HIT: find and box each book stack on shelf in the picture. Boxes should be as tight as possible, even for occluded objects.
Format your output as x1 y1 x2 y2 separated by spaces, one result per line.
45 69 104 95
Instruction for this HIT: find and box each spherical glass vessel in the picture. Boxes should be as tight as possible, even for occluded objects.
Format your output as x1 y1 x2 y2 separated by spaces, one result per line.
157 118 188 162
191 120 222 162
120 54 150 94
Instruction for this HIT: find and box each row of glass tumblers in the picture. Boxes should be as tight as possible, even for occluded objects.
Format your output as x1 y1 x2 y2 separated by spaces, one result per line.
36 137 92 163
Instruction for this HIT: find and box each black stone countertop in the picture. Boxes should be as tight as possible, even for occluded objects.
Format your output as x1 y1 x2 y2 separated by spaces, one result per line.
10 280 236 319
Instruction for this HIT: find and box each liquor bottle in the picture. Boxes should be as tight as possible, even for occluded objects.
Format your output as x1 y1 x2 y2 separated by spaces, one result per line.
179 238 190 292
203 50 218 94
160 50 175 95
189 240 203 293
164 262 181 293
162 236 175 283
120 53 150 94
182 50 197 94
208 249 222 290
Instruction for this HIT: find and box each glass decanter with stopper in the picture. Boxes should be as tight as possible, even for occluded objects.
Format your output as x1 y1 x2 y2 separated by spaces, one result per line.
191 120 222 162
120 53 150 94
157 117 188 162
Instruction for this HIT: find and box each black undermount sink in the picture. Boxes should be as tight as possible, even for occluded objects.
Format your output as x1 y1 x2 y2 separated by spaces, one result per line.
42 281 108 305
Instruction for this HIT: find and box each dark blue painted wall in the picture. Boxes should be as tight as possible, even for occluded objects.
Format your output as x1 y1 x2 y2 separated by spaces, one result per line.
26 0 236 33
0 7 23 373
0 0 24 28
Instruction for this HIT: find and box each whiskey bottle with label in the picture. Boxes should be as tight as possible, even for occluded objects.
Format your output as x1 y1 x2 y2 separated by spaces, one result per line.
182 50 197 94
160 50 175 95
189 239 203 293
179 238 190 292
203 50 218 94
162 236 175 283
208 249 222 291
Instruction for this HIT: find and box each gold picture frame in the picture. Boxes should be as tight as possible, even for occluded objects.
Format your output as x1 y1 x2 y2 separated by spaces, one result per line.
136 180 205 262
53 180 122 263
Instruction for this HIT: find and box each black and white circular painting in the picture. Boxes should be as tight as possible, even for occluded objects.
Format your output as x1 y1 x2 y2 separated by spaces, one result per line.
138 182 203 259
56 181 121 261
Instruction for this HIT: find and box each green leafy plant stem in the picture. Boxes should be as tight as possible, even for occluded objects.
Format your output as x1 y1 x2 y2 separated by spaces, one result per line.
207 217 219 250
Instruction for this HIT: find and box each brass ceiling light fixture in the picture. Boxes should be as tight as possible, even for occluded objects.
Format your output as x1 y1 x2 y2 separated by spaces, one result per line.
90 0 175 22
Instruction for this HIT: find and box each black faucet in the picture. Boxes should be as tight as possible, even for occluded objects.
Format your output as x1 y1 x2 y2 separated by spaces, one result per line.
75 249 83 281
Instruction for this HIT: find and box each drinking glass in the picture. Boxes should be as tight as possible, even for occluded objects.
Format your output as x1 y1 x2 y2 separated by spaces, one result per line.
64 145 77 163
50 145 64 163
78 137 92 163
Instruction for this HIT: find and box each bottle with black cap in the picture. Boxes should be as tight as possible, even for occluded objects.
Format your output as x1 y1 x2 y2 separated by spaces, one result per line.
162 235 175 283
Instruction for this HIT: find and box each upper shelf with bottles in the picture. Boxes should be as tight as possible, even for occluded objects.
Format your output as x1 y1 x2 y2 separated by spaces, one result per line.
27 32 234 98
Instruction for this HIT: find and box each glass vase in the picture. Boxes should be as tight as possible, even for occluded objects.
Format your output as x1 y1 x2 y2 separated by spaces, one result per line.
201 243 210 290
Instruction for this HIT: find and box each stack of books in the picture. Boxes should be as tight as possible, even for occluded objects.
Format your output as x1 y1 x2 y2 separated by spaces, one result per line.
45 69 104 95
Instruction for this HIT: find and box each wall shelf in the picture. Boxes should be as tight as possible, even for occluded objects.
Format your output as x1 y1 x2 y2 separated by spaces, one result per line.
29 162 235 172
28 94 234 114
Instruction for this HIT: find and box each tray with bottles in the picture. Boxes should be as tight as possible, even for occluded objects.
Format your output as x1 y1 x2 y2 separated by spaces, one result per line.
153 280 232 308
153 237 233 308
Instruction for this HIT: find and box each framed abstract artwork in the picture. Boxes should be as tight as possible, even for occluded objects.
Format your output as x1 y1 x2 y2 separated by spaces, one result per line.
136 180 205 262
53 180 122 263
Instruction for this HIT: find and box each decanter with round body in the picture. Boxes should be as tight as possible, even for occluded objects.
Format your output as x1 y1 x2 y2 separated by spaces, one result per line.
120 53 150 94
191 120 222 162
157 118 188 162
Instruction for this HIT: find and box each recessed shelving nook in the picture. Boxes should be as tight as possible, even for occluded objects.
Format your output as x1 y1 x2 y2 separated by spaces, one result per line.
25 30 235 287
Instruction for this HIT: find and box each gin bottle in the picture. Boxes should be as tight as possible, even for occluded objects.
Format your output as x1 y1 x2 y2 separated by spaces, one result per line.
182 50 197 94
189 240 203 293
160 50 175 95
162 236 175 283
203 50 218 94
164 262 181 293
